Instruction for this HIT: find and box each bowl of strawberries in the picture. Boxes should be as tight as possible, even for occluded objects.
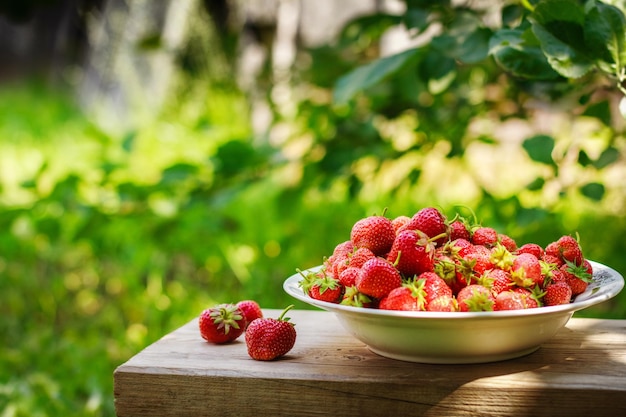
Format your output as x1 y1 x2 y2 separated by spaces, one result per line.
283 207 624 364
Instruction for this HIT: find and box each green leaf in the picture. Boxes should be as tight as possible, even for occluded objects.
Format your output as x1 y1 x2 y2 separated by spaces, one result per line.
594 146 620 169
582 99 612 126
529 0 595 78
489 28 561 80
580 182 605 201
419 47 457 94
333 48 421 105
585 1 626 72
526 177 546 191
457 27 493 63
403 7 430 32
523 134 555 165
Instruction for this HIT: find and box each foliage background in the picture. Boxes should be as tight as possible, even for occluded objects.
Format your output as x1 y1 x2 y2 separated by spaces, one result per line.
1 0 626 416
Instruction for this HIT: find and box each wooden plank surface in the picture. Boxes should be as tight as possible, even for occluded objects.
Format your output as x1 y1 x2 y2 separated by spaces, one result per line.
114 309 626 417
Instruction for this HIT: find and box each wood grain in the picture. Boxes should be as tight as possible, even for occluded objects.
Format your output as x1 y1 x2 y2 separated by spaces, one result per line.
114 309 626 417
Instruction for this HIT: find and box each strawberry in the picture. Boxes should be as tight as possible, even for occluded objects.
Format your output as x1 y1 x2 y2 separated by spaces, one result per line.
307 273 343 303
199 303 247 344
517 243 544 259
494 290 536 311
433 253 467 295
545 235 584 266
379 286 422 311
498 233 518 252
400 207 449 246
512 287 541 308
338 266 361 287
350 214 395 256
386 229 436 277
236 300 263 328
456 284 495 312
418 271 453 305
340 285 373 308
511 253 543 288
347 247 376 269
391 215 411 234
357 257 402 299
471 226 499 248
245 305 296 361
480 267 513 295
427 294 458 312
448 219 471 241
543 281 572 306
490 242 515 271
560 260 592 296
379 272 451 311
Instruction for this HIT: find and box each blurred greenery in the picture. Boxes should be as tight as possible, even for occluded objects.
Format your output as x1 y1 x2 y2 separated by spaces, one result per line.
1 1 626 416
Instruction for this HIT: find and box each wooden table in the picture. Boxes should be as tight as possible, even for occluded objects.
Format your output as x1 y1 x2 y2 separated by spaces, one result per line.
114 309 626 417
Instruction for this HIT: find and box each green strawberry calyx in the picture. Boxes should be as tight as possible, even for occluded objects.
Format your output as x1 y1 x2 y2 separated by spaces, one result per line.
210 304 244 335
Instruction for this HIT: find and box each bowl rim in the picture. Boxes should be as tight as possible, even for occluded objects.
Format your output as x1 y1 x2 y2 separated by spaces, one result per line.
283 260 624 320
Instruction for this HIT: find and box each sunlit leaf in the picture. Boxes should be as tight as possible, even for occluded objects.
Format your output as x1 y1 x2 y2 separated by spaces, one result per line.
585 2 626 72
529 0 595 78
580 182 605 201
523 134 555 165
594 147 620 169
489 28 561 80
333 48 421 105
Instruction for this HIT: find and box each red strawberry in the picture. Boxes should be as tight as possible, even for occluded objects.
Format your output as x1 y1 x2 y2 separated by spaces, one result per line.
543 281 572 306
348 247 376 269
464 244 494 276
350 214 395 256
236 300 263 328
490 242 515 271
418 271 453 305
199 303 247 344
494 290 536 311
517 243 544 259
386 229 436 277
308 273 343 303
471 226 499 248
332 240 354 256
448 219 471 241
560 260 592 296
357 257 402 299
433 253 467 295
245 305 297 361
511 253 543 288
498 234 518 252
545 235 584 266
379 286 423 311
512 287 541 308
338 266 361 287
456 284 495 312
426 294 457 312
400 207 449 246
340 285 373 308
391 215 411 234
480 267 513 295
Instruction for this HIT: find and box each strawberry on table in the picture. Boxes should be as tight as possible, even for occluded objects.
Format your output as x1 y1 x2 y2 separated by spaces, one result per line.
245 305 297 361
236 300 263 328
199 303 247 344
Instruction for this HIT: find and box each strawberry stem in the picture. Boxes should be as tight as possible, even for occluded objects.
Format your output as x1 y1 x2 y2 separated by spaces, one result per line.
278 304 295 322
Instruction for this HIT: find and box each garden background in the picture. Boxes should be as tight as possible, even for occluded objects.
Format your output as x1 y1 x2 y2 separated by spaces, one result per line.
1 0 626 416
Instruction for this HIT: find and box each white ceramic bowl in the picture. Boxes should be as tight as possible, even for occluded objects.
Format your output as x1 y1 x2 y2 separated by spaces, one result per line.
283 260 624 364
